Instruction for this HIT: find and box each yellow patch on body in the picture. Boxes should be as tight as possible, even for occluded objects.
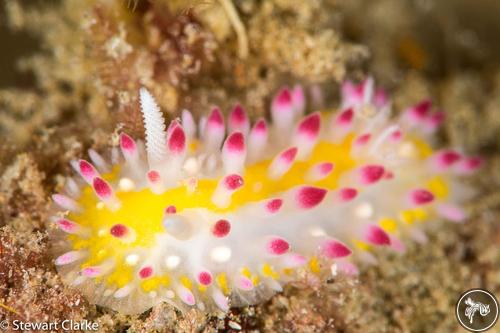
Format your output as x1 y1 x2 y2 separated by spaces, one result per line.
180 276 193 290
216 273 230 295
426 176 449 199
379 217 398 232
262 263 280 280
141 276 170 292
353 240 371 251
308 256 321 274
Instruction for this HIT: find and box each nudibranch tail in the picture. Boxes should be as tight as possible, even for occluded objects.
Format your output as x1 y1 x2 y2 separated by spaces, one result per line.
51 78 482 314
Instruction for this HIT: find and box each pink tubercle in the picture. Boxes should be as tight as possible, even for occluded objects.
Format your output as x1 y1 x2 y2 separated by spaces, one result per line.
295 186 327 209
336 108 354 126
434 150 462 169
338 187 358 201
139 266 153 279
465 156 484 169
181 110 196 137
52 194 68 205
364 224 391 246
237 276 254 291
212 219 231 238
265 147 294 177
197 271 213 286
165 205 177 214
229 104 248 130
457 156 484 173
120 133 136 152
291 85 305 112
390 130 403 142
110 224 128 238
212 290 229 311
374 88 388 108
384 170 394 180
341 81 363 105
79 160 97 180
265 198 283 214
437 203 466 223
410 228 429 244
93 177 113 199
341 80 355 98
267 237 290 255
297 112 321 139
52 194 79 211
359 165 385 185
425 111 445 130
279 147 298 164
178 286 195 306
167 126 186 155
283 253 307 267
207 107 224 128
274 88 293 108
223 174 244 190
147 170 160 183
82 267 101 278
253 119 267 133
389 236 406 253
307 162 334 182
55 251 81 265
407 100 432 122
410 189 435 205
56 219 77 233
317 162 334 175
224 132 245 153
354 133 371 146
337 261 359 276
272 88 294 123
320 240 352 259
441 150 461 164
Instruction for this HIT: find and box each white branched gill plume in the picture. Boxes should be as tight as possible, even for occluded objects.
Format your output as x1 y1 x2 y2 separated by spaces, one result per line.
139 87 168 169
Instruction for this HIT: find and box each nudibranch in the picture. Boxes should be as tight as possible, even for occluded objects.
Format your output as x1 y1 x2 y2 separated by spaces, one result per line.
51 78 482 314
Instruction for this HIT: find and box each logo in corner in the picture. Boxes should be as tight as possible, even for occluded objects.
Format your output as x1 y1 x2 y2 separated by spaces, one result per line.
456 289 499 332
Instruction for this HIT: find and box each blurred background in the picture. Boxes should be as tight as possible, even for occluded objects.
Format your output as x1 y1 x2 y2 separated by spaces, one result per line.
2 0 500 151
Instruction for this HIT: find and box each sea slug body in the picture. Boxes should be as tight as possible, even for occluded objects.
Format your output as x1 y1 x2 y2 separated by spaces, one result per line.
51 78 482 314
